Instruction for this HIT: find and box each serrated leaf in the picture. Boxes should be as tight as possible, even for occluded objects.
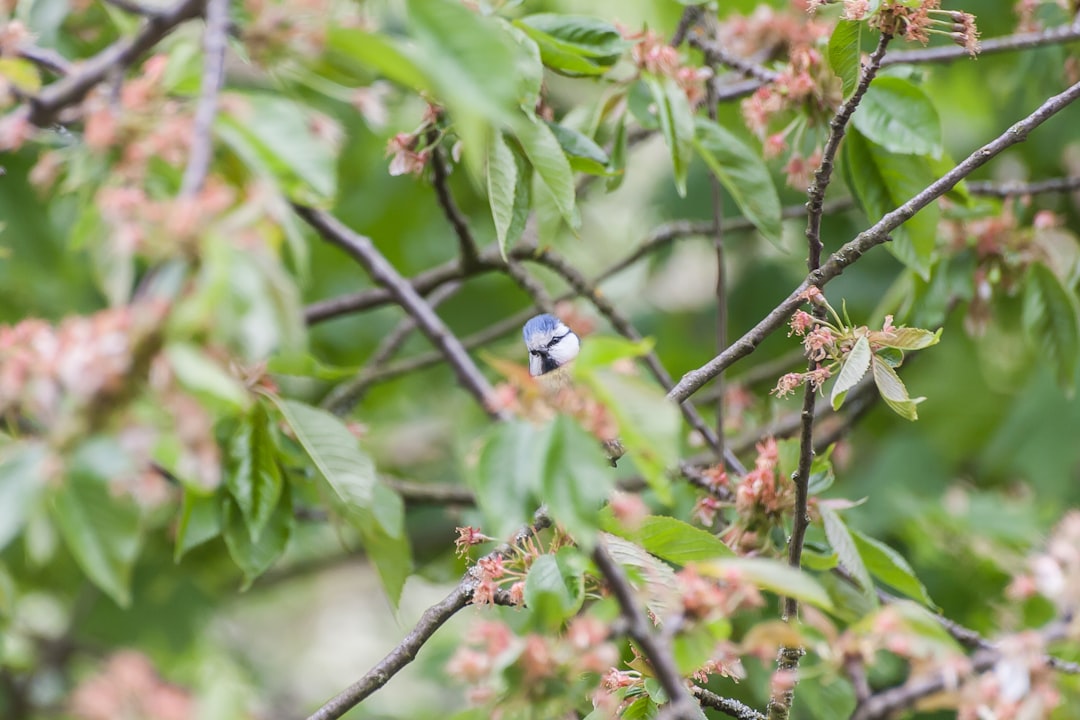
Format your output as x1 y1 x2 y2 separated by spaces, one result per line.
693 117 783 247
842 128 939 278
644 73 694 197
513 110 579 229
223 487 292 590
1023 262 1080 391
270 398 403 539
601 533 679 619
820 505 877 604
225 404 283 542
876 326 942 351
831 335 872 410
523 549 585 629
698 558 834 611
828 19 861 98
51 441 141 607
853 77 942 157
545 120 610 175
870 355 924 420
602 513 734 563
488 131 520 259
851 530 935 607
515 14 628 67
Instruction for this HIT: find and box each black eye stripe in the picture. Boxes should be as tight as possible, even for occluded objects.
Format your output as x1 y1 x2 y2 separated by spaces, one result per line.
547 332 569 349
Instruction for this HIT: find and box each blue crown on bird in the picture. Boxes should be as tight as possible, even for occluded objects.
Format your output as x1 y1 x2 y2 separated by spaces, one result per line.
522 314 581 377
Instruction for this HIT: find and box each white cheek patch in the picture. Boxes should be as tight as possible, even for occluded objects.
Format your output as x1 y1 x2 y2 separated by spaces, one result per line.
529 353 544 376
549 331 580 366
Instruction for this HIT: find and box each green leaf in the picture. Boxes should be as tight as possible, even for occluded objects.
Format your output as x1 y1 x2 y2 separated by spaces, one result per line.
225 404 284 542
831 335 872 410
467 420 545 541
217 93 338 204
1023 262 1080 390
876 327 942 351
644 74 694 197
574 336 654 370
325 27 432 94
852 77 942 157
166 342 251 414
541 416 615 547
601 533 679 619
407 0 519 179
828 19 861 99
693 117 783 247
699 558 834 611
51 441 142 607
223 488 292 590
498 19 544 107
514 14 628 77
602 513 734 563
841 128 939 279
580 369 678 503
512 110 580 230
545 121 610 175
523 549 585 629
0 443 46 553
606 112 628 192
820 505 877 604
488 131 521 259
852 530 935 607
270 398 401 538
356 508 411 607
0 58 41 94
870 355 924 420
175 490 221 562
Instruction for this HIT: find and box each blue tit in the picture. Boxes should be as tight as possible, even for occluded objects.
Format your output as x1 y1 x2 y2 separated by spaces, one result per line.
522 313 581 384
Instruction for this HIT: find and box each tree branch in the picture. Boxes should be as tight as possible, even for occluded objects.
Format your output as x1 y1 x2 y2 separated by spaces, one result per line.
428 137 482 269
692 685 766 720
321 282 462 415
306 514 551 720
966 175 1080 197
294 205 509 421
27 0 205 127
592 541 702 720
179 0 228 196
881 23 1080 66
668 78 1080 403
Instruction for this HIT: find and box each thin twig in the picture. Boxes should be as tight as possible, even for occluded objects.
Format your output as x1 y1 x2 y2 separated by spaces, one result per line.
428 136 482 269
592 541 702 720
294 205 509 421
306 514 551 720
27 0 205 127
690 35 782 85
179 0 228 196
966 175 1080 197
505 260 555 314
669 6 701 48
668 78 1080 403
321 282 462 415
692 685 765 720
17 45 72 76
881 23 1080 66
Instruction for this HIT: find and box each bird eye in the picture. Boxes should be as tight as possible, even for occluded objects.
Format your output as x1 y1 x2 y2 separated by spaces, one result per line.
547 332 568 349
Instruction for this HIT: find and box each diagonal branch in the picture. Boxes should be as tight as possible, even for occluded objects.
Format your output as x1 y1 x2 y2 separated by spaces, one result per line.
294 205 509 421
592 541 703 720
966 175 1080 197
27 0 205 127
179 0 228 196
428 136 482 269
881 23 1080 66
693 685 766 720
668 78 1080 403
306 514 551 720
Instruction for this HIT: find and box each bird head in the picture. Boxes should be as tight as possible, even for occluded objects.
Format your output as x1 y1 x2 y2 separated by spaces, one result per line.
522 314 580 377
